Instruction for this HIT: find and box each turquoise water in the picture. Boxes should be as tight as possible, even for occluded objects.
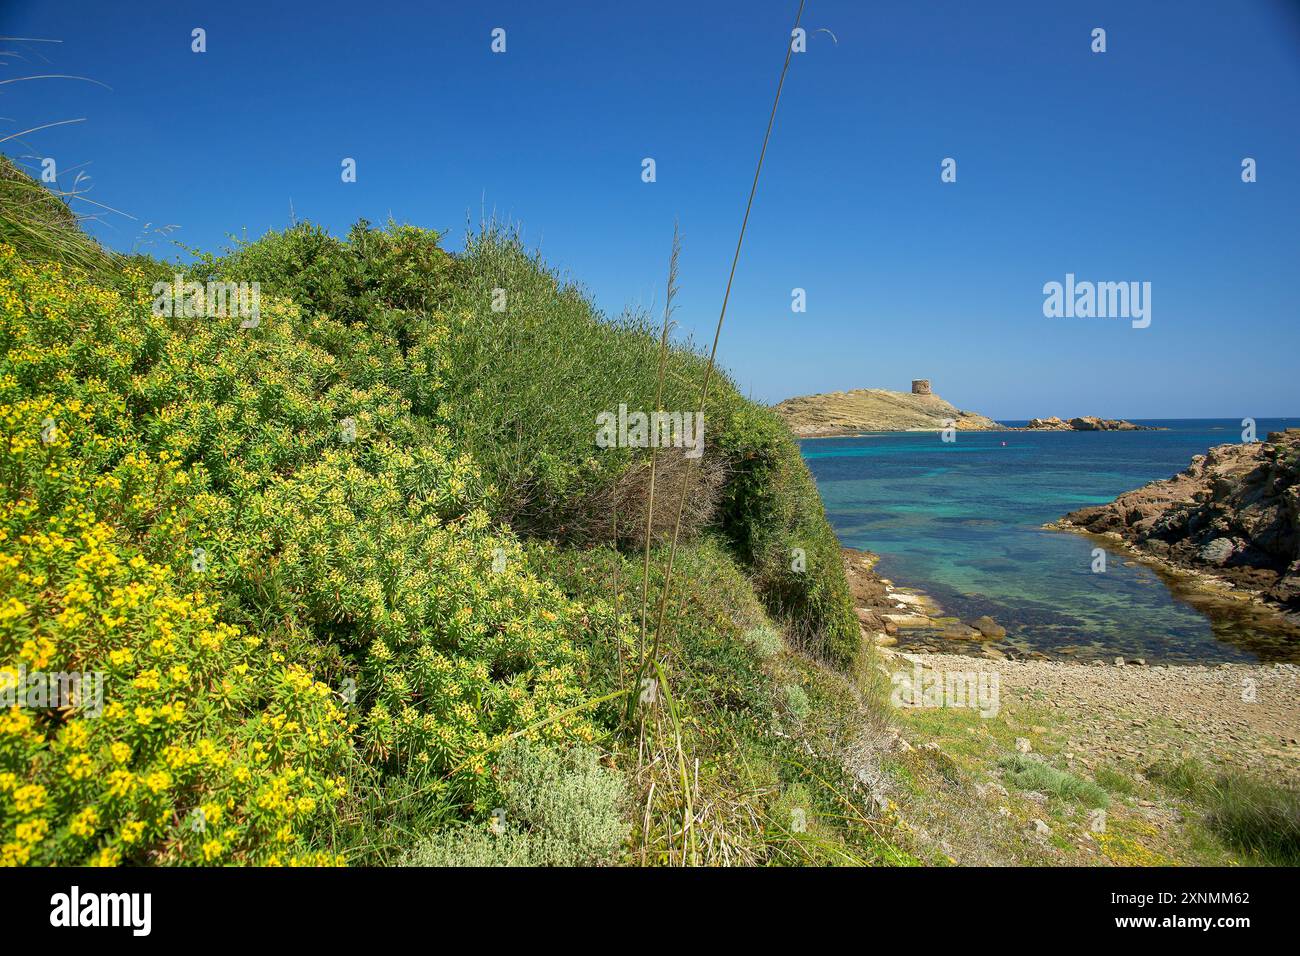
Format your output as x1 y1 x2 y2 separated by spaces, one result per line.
801 419 1300 663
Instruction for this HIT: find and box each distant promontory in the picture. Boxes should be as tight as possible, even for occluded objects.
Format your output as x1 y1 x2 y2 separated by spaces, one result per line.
773 380 1002 436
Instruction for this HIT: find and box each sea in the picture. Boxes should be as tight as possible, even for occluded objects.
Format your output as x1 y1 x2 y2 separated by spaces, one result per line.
801 418 1300 664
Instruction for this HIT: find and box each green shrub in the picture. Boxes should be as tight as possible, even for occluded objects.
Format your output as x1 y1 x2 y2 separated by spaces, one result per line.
0 208 871 868
715 403 859 666
743 625 784 660
998 754 1109 809
199 221 859 669
0 241 599 864
0 249 351 865
192 219 456 330
782 683 811 721
403 742 628 866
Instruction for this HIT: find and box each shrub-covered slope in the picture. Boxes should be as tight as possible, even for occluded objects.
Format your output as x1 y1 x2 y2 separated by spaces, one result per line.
0 209 883 866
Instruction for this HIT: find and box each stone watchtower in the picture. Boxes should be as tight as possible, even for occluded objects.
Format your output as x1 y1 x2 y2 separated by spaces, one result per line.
911 379 932 396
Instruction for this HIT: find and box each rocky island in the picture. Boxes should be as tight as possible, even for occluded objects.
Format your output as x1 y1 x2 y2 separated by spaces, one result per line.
1021 416 1160 431
1056 428 1300 622
774 379 1002 436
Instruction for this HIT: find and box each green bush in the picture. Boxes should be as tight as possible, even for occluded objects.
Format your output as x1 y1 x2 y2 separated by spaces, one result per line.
0 240 599 865
192 219 456 330
715 403 859 667
998 754 1109 809
403 742 628 866
0 250 352 865
743 625 784 660
1 209 869 867
782 683 811 721
197 220 859 669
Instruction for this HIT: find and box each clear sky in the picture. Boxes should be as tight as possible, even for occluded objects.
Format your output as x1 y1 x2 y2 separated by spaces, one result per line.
4 0 1298 418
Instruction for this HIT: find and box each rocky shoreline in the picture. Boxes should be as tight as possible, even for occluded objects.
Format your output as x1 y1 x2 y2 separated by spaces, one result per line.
1055 428 1300 627
844 548 1022 660
843 548 1300 781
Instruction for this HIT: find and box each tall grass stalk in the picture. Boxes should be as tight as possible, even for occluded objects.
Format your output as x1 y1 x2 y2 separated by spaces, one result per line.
637 223 681 660
647 0 805 666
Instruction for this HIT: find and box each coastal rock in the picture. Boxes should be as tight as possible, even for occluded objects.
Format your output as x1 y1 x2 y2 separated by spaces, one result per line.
972 615 1007 639
1060 429 1300 619
1198 537 1237 566
1023 416 1159 432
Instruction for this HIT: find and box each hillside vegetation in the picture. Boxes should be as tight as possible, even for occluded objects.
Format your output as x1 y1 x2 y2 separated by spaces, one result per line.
0 170 900 866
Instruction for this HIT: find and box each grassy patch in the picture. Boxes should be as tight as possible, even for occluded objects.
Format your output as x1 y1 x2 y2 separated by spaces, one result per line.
1149 758 1300 865
998 754 1109 809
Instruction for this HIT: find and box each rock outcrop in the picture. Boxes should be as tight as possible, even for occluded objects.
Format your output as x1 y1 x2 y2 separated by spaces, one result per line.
1060 429 1300 616
1023 416 1159 431
774 388 1002 436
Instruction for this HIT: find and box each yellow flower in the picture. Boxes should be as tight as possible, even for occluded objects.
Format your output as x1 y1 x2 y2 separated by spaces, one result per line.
90 846 121 867
106 769 135 798
64 753 93 781
61 719 89 749
0 842 31 867
15 817 49 844
12 784 47 813
0 707 32 736
120 820 145 844
70 807 99 838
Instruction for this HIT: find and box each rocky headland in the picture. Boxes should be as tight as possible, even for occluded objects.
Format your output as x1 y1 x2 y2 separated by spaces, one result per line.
1056 429 1300 623
774 387 1001 437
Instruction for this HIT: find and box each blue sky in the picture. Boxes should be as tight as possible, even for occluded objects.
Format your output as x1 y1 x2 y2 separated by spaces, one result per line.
3 0 1298 418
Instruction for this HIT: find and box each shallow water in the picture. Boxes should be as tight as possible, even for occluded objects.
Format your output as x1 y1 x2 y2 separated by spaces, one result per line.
801 419 1300 664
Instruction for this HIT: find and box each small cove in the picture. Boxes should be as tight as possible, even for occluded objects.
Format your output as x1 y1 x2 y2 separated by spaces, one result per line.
802 419 1300 663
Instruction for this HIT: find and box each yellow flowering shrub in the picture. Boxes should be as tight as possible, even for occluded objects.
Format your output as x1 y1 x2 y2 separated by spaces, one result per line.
0 240 598 863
